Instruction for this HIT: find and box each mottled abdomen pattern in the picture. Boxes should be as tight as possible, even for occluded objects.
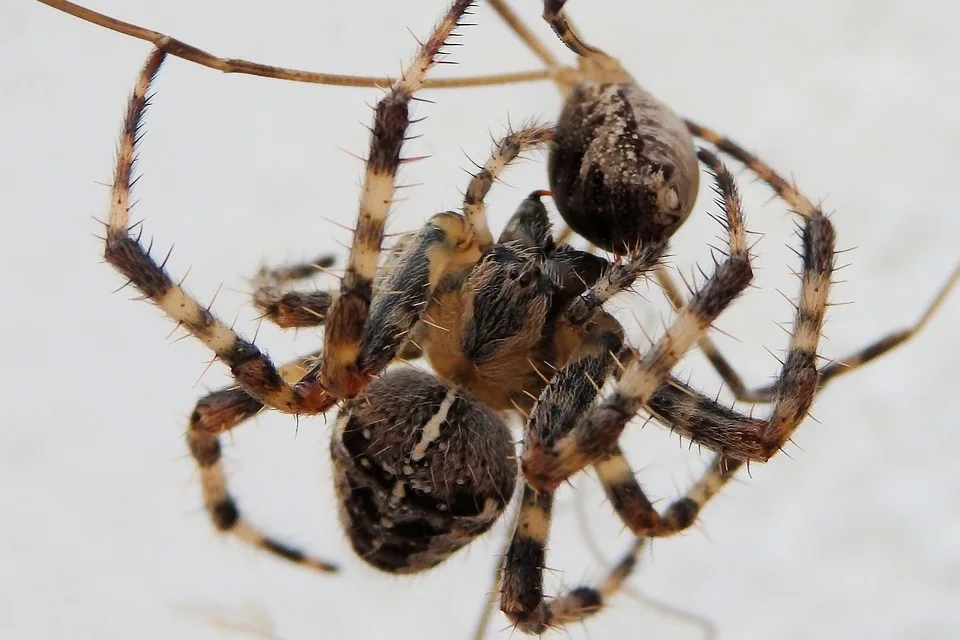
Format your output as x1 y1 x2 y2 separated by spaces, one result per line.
330 368 517 574
548 81 700 253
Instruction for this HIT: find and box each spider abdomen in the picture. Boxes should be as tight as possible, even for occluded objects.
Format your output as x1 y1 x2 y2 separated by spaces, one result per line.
330 368 517 574
548 81 699 253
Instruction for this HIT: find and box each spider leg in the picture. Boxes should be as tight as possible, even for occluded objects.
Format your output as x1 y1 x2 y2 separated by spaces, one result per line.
670 124 960 400
104 1 473 415
495 305 649 631
499 482 650 633
541 0 606 59
186 351 341 572
463 123 554 249
627 208 838 464
596 444 744 537
522 149 755 491
188 329 427 573
656 266 775 403
319 0 477 398
754 261 960 395
251 255 338 329
685 119 820 219
38 0 550 89
486 0 560 69
645 376 768 456
103 50 332 413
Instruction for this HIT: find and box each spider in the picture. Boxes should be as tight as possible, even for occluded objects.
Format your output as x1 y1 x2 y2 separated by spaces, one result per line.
42 0 959 634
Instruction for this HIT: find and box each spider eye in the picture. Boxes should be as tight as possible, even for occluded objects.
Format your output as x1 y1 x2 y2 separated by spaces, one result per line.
517 265 540 288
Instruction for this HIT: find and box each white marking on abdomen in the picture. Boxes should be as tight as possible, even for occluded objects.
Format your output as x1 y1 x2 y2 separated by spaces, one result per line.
410 388 458 462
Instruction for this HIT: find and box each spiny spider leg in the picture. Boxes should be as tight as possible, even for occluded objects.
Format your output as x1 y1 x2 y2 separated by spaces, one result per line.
319 0 478 398
463 123 554 249
37 0 551 89
188 321 428 573
752 261 960 397
591 349 758 532
499 313 628 632
187 351 339 571
685 119 820 218
643 376 768 456
103 1 475 418
102 50 333 412
593 445 744 539
521 149 756 491
655 266 773 403
252 254 338 329
500 481 652 633
531 154 837 494
501 453 742 635
667 122 959 402
494 227 666 630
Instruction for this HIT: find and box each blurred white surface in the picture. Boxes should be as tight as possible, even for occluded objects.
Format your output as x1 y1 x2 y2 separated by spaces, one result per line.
1 1 958 639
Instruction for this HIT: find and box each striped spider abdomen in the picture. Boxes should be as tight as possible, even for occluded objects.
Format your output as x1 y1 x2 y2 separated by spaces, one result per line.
330 368 517 573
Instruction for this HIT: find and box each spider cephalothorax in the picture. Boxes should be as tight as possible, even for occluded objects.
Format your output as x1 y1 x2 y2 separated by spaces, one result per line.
42 0 959 635
421 194 618 410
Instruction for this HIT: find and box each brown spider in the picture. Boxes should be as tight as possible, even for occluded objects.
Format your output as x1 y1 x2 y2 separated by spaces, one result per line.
39 0 958 635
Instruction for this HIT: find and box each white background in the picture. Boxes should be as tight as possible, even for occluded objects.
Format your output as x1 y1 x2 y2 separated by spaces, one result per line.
2 1 959 639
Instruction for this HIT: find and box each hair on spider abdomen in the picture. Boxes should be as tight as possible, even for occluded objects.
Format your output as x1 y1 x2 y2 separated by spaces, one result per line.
549 80 700 254
330 368 517 574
